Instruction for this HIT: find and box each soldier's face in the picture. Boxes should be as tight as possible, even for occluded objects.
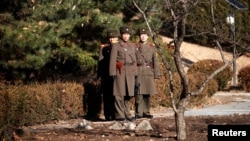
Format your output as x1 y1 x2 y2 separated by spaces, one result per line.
121 33 130 42
140 34 148 43
109 37 118 43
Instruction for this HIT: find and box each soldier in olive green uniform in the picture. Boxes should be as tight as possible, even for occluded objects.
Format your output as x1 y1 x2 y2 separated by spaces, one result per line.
135 27 160 119
98 29 119 121
109 26 137 121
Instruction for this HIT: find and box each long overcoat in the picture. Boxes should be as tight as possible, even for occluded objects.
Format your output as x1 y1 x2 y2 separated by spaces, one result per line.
109 40 137 96
98 44 110 79
135 42 160 95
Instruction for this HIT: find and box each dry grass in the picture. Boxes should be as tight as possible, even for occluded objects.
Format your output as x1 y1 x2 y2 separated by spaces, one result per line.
161 36 250 76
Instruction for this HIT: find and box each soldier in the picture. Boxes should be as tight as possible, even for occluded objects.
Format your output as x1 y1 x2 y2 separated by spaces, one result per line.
109 26 137 121
97 29 119 121
134 27 160 119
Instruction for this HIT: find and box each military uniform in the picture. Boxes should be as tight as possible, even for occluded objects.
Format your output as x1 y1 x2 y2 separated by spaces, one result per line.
135 28 160 119
109 26 137 121
97 29 119 121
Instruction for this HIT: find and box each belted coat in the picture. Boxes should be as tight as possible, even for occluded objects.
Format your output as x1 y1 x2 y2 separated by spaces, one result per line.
135 42 160 95
109 40 137 96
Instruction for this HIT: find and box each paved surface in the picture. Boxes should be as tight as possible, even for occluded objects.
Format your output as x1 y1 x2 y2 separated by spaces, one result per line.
153 92 250 117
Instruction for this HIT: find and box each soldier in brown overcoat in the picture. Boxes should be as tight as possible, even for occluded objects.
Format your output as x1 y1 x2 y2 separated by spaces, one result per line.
134 27 160 119
109 26 137 121
98 29 119 121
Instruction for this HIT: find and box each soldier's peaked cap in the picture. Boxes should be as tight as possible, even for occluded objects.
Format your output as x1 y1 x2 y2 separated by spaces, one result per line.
120 26 132 34
107 29 119 38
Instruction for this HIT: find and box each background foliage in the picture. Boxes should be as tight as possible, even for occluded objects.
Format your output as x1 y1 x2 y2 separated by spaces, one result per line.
0 0 164 81
0 0 249 81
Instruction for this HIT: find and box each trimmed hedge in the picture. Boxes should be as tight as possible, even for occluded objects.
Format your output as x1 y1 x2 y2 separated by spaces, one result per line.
238 64 250 92
170 72 218 108
0 81 84 127
188 59 233 90
0 59 232 127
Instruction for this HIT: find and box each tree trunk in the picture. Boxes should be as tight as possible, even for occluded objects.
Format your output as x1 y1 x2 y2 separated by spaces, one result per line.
175 101 187 140
175 111 186 140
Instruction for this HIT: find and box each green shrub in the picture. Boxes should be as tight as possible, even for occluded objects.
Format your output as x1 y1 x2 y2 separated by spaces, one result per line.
238 65 250 92
0 81 84 128
188 59 233 90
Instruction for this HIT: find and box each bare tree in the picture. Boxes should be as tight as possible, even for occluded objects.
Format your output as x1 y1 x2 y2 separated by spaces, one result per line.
133 0 249 140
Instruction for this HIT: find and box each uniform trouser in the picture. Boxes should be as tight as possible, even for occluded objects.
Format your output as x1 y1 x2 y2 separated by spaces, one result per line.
135 94 150 117
103 89 115 120
114 95 133 119
102 77 115 120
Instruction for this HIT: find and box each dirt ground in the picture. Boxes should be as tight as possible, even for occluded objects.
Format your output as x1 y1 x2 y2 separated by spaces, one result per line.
15 114 250 141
